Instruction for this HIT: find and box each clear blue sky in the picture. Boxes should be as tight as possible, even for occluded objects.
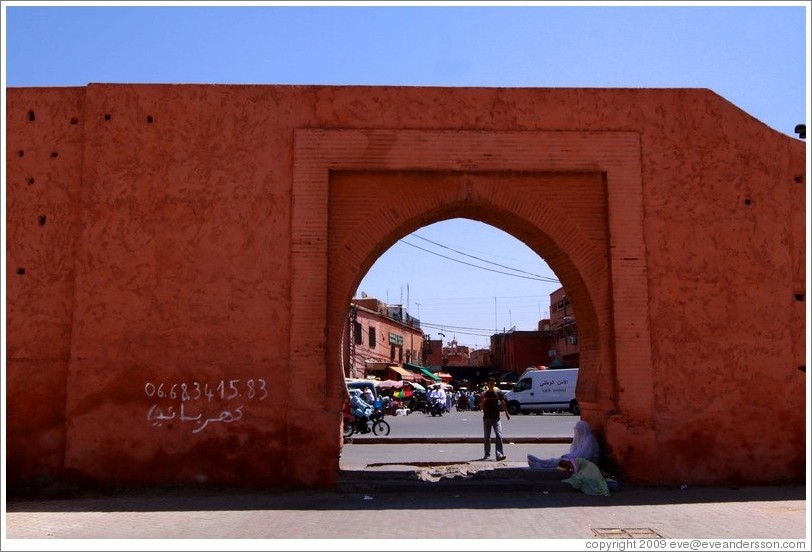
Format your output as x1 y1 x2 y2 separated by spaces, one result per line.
3 2 809 349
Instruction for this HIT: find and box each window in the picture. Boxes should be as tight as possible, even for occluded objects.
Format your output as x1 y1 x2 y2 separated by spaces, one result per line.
514 378 531 392
354 322 363 345
369 327 376 348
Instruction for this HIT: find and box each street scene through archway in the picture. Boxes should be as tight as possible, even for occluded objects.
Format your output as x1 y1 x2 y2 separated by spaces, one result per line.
339 218 603 489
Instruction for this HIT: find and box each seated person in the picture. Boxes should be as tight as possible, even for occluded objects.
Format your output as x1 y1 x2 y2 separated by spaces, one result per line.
527 420 601 470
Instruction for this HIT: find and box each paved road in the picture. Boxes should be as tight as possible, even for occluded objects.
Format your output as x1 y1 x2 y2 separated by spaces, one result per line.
341 441 572 471
352 407 578 439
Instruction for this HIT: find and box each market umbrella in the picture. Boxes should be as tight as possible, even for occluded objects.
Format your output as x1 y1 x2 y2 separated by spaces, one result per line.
376 380 402 389
407 382 426 393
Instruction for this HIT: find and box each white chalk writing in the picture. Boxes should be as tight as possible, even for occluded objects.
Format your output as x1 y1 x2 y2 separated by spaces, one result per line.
147 402 245 432
144 378 266 433
144 378 268 402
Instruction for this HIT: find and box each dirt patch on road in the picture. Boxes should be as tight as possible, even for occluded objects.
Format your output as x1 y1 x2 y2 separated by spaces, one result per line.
365 460 506 482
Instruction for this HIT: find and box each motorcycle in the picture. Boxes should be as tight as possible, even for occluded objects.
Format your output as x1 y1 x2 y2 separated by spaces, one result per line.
427 398 445 417
343 408 391 438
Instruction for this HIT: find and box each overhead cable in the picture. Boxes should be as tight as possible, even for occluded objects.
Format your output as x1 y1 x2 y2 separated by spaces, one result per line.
400 239 559 283
412 233 559 282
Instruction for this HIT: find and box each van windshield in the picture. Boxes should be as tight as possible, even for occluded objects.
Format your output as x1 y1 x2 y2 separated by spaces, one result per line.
514 378 531 392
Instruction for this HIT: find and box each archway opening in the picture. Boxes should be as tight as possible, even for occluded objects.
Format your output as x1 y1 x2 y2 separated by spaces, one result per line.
337 216 602 475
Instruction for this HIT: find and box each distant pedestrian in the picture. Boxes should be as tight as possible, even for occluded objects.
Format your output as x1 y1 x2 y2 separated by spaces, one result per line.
361 386 375 406
480 377 510 460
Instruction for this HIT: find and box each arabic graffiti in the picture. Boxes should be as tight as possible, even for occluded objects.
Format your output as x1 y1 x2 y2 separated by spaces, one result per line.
145 378 267 433
147 403 246 433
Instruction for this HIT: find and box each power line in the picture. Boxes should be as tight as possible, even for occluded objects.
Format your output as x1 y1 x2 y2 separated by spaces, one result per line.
412 233 558 281
400 239 559 283
424 328 494 338
410 294 551 303
421 322 498 332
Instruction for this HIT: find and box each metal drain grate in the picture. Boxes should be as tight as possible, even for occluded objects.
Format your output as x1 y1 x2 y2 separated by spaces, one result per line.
592 527 665 539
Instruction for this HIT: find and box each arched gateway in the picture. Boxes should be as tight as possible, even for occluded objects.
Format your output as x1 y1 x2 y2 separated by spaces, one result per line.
6 85 806 491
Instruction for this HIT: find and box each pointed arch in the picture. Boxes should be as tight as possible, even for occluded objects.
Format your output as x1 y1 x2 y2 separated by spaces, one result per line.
291 129 653 485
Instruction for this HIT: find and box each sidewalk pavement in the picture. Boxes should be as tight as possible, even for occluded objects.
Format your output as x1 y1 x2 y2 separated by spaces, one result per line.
3 440 810 545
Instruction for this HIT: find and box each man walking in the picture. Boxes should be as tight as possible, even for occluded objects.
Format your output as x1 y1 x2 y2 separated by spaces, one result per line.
480 377 510 460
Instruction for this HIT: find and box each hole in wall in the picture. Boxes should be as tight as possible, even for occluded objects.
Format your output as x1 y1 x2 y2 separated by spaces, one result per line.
794 175 803 184
17 150 24 157
50 151 59 159
147 115 154 123
795 293 805 302
70 117 79 125
17 268 26 275
104 114 112 121
26 177 35 185
38 215 47 226
743 198 751 206
27 110 35 121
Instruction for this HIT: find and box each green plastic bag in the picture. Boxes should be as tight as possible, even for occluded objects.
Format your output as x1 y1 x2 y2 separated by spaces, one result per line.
562 457 610 496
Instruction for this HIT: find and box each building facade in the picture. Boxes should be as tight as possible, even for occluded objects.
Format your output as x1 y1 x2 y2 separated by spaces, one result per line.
468 348 491 367
442 339 471 367
422 338 444 368
347 297 424 379
490 329 556 377
549 287 580 367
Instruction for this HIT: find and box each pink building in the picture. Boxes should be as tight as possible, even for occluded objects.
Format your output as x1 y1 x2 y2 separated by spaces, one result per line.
347 298 424 379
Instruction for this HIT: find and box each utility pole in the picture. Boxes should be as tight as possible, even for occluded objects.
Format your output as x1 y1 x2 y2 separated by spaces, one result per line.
348 306 357 378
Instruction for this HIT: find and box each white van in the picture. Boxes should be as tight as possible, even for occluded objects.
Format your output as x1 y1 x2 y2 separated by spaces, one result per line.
504 367 579 415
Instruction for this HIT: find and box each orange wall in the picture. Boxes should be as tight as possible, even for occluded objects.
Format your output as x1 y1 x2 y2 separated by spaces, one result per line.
6 85 806 490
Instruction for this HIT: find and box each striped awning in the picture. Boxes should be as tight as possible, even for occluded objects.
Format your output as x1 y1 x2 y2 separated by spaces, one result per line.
389 366 418 381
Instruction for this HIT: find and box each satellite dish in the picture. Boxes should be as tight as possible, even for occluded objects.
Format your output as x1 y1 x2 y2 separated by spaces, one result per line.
361 291 368 298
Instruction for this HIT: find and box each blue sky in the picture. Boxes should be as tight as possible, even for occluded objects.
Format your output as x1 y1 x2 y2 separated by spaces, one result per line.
3 2 809 349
